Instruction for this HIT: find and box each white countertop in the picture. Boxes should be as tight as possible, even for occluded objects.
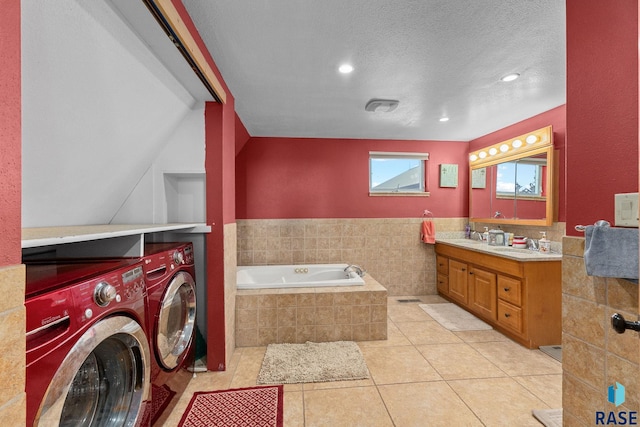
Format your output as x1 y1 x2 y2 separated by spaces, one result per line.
22 223 210 248
436 238 562 261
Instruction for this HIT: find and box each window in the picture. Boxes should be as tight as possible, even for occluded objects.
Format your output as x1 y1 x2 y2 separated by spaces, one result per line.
369 152 429 195
496 159 545 198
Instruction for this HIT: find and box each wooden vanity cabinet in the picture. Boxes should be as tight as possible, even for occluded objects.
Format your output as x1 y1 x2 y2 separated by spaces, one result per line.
434 243 561 348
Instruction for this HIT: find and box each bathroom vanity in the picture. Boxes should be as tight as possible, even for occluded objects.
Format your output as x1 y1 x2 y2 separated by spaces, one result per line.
435 239 562 349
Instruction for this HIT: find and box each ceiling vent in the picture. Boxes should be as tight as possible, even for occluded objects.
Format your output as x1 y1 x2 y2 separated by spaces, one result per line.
365 99 399 113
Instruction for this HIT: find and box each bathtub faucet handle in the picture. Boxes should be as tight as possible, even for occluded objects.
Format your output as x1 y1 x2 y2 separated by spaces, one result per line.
344 264 366 278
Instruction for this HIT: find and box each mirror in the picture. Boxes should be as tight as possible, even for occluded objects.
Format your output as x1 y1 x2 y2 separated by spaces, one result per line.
469 126 555 226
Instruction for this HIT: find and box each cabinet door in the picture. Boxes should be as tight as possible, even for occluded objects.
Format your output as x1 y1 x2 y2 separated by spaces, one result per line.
469 267 497 321
448 259 469 305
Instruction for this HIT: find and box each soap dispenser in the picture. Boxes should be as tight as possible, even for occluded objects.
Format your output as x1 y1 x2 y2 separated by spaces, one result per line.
539 232 551 253
482 227 489 244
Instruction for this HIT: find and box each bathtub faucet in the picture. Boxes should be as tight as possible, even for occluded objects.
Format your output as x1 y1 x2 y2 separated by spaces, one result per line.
344 264 366 277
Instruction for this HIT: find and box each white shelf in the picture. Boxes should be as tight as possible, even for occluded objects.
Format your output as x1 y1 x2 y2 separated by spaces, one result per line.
22 223 211 255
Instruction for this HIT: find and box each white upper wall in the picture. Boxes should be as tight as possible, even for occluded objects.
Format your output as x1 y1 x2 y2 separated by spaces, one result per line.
21 0 206 227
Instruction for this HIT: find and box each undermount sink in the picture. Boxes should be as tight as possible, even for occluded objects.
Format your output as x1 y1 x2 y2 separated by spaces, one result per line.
489 246 535 252
490 247 515 251
490 246 539 254
447 239 482 244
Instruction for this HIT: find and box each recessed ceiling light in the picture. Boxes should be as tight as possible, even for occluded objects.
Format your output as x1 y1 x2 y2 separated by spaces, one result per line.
501 73 520 82
439 117 449 122
338 64 354 74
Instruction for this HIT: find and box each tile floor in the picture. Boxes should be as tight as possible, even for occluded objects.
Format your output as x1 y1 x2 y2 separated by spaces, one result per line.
162 295 562 426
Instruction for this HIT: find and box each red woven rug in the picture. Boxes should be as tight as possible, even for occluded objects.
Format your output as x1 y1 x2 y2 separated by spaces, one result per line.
151 384 176 425
177 385 284 427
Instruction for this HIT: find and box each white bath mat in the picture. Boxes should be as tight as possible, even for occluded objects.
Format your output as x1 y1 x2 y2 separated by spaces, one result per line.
539 345 562 363
419 303 492 331
532 408 563 427
257 341 369 384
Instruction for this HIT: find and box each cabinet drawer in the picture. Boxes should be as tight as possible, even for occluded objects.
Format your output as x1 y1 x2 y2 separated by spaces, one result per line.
436 255 449 275
437 273 449 294
497 300 523 333
497 276 522 307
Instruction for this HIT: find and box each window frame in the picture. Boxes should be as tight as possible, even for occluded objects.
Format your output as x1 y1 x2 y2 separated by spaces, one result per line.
368 151 430 196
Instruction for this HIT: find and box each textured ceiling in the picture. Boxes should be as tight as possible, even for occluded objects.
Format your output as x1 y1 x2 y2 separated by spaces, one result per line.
183 0 566 141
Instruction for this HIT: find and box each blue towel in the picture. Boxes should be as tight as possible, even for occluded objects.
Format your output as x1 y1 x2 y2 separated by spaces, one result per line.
584 225 639 283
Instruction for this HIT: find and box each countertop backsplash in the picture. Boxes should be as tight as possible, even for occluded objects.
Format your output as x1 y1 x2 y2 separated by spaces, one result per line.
469 221 565 253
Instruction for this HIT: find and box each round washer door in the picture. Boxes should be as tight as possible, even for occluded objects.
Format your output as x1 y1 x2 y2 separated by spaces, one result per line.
36 316 151 427
155 271 196 370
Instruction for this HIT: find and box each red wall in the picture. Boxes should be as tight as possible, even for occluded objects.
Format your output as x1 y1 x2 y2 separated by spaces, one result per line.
235 114 250 156
236 138 469 219
566 0 638 236
0 0 21 266
469 105 567 222
173 0 236 370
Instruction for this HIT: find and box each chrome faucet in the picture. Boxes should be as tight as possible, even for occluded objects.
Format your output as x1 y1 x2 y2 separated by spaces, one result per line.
471 231 483 241
344 264 366 277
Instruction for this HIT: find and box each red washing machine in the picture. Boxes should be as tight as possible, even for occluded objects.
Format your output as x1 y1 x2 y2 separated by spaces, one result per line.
142 242 197 426
25 259 151 427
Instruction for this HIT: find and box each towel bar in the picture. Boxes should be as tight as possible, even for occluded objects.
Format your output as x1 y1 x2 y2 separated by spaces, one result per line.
575 220 611 232
611 313 640 334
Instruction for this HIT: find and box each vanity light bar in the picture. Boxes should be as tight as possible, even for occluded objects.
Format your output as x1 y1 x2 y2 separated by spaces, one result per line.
468 125 553 166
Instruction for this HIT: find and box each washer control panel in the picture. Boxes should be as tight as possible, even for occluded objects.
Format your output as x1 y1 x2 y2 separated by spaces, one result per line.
78 265 145 318
93 281 117 307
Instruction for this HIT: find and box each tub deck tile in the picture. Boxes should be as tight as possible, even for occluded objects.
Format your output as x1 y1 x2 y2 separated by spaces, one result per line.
236 271 387 346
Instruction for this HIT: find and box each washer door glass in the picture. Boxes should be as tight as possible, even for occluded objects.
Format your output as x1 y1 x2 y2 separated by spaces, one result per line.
37 316 150 427
156 271 196 370
61 336 140 426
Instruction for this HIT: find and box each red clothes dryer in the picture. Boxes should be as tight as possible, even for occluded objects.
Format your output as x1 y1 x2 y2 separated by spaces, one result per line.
142 242 197 425
25 259 151 427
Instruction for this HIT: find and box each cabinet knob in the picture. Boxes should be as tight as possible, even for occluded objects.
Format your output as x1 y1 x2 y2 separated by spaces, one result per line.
503 287 510 292
504 313 511 318
461 268 466 272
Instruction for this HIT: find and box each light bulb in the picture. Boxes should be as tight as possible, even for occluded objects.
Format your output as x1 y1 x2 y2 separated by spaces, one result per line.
501 73 520 82
469 154 478 162
338 64 354 74
500 144 509 152
489 148 498 156
479 151 487 159
526 134 538 144
512 139 523 148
